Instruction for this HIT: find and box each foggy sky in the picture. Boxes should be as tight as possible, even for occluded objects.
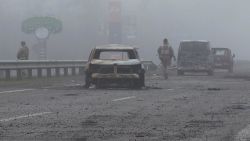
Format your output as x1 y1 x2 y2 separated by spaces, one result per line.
0 0 249 61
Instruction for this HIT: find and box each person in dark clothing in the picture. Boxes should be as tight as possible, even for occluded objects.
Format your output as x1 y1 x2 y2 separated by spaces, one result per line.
157 38 176 79
17 41 29 60
17 41 29 77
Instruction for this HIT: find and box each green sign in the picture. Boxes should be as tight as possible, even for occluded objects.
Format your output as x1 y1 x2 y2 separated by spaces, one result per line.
22 17 62 34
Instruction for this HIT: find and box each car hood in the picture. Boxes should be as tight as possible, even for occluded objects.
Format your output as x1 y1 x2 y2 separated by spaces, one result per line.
90 59 141 65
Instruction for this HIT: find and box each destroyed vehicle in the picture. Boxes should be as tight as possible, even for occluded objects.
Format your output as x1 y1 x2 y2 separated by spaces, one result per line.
212 48 235 72
177 40 214 76
85 44 145 88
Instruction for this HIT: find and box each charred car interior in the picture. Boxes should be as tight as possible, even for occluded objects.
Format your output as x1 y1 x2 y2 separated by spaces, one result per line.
85 44 145 88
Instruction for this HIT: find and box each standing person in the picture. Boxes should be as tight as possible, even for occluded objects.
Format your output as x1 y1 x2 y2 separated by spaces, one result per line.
17 41 29 60
17 41 29 78
158 38 176 79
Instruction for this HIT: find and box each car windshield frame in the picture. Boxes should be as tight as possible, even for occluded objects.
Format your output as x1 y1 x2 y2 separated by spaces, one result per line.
180 42 210 53
93 49 137 60
212 48 230 56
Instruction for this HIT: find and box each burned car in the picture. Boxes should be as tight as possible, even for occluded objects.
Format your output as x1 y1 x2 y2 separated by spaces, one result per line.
212 48 235 72
85 44 145 88
177 40 214 76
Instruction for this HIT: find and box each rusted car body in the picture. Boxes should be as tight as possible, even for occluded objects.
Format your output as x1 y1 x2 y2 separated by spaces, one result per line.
85 44 145 88
177 40 214 76
212 48 234 72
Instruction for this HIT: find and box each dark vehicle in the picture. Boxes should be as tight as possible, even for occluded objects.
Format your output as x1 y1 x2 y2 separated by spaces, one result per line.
212 48 234 72
177 40 214 76
85 44 145 88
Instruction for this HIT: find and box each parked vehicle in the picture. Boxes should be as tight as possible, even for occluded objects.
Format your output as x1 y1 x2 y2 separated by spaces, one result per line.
85 44 145 88
177 40 214 76
212 48 235 72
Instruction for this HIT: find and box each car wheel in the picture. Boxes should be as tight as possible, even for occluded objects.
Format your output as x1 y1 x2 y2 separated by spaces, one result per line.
131 79 143 89
134 81 142 89
85 80 90 88
96 79 105 89
85 74 91 88
140 73 145 87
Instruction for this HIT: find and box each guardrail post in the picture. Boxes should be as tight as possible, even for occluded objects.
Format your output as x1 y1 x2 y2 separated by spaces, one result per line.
71 67 76 76
79 67 85 75
55 68 60 77
64 68 68 76
5 69 11 80
38 68 42 78
28 69 32 78
17 69 22 80
47 68 52 77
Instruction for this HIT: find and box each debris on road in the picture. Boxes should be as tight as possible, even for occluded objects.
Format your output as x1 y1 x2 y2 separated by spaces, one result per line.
207 88 222 91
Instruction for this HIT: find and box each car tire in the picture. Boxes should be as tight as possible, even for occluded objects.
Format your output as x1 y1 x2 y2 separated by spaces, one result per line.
85 74 91 88
140 73 145 87
96 79 106 89
139 80 145 89
85 80 90 88
131 77 144 89
132 81 142 89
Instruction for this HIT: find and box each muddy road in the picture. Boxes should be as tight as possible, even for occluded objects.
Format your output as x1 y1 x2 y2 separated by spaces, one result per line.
0 62 250 141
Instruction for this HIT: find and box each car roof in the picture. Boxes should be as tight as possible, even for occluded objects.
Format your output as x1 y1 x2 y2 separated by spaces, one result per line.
95 44 135 50
212 48 230 50
181 40 209 43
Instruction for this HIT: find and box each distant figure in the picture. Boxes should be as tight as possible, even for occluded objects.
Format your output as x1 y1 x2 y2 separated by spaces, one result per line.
158 38 176 79
17 41 29 60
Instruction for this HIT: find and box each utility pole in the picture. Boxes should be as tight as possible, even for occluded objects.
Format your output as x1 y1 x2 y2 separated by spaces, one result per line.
108 0 122 44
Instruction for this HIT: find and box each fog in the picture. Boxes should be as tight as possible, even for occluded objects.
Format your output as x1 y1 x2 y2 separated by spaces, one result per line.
0 0 249 62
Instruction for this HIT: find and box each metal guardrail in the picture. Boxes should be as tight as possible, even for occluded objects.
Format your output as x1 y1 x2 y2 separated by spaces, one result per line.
0 60 156 80
0 60 87 80
0 60 87 69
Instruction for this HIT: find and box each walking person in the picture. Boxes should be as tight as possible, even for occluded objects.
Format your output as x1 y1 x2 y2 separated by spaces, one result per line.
158 38 176 79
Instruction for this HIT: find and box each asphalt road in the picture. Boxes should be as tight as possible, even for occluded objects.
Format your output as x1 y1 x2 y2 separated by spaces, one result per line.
1 65 250 141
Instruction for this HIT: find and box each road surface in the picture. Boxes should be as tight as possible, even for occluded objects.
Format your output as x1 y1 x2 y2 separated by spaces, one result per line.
0 63 250 141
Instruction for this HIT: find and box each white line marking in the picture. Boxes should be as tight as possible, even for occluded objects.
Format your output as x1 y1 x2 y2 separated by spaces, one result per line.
112 96 136 102
43 84 82 89
0 89 35 94
0 112 52 122
167 89 174 91
64 84 82 87
235 124 250 141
